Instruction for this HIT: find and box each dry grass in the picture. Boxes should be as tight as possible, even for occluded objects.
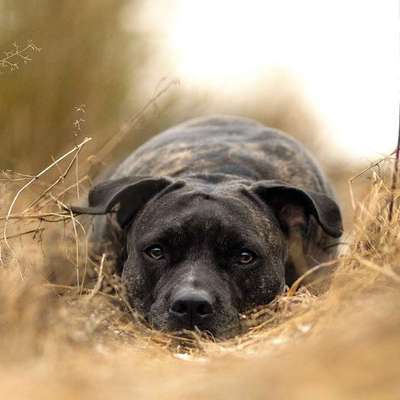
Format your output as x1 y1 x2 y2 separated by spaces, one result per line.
0 143 399 399
0 41 41 73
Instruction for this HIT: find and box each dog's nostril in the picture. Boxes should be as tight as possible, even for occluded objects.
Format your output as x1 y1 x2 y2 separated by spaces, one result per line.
196 300 213 316
170 299 188 315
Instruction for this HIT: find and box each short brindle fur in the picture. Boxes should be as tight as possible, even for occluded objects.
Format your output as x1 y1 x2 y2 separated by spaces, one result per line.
73 115 342 337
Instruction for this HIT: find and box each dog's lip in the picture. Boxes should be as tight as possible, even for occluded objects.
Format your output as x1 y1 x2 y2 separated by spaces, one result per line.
168 318 214 333
145 308 243 338
147 310 217 333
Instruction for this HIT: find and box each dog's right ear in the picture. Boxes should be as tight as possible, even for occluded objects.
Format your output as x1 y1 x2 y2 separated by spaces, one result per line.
70 176 180 228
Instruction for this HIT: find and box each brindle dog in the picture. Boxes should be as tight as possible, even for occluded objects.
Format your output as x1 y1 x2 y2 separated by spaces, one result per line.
72 115 342 337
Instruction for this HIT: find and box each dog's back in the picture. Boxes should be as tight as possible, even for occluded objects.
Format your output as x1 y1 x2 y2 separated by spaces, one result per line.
112 115 334 198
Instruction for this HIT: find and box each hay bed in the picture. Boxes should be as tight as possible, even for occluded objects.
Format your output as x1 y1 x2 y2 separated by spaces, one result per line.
0 147 399 400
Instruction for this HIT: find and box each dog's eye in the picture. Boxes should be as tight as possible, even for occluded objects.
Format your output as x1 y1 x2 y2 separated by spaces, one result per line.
145 245 164 260
238 249 256 265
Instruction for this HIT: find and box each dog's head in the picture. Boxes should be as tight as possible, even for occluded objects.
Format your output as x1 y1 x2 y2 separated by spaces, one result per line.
73 175 342 337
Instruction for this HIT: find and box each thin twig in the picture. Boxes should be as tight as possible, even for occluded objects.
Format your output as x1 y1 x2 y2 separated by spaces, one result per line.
44 283 117 301
388 105 400 221
2 137 92 271
24 140 87 211
354 256 400 283
287 259 339 296
38 175 89 208
87 253 106 301
0 212 69 221
75 151 80 199
0 170 35 181
0 227 45 241
0 41 41 72
348 152 395 210
54 195 89 295
95 79 178 164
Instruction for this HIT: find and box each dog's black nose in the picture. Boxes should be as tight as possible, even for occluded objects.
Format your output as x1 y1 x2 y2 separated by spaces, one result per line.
169 290 214 327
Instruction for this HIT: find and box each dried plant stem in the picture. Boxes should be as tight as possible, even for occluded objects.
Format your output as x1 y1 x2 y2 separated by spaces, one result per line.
354 255 400 283
24 138 88 211
388 107 400 221
87 254 106 301
75 151 80 199
0 212 68 221
0 171 35 181
287 259 339 296
0 41 41 72
2 137 92 271
96 79 178 163
44 283 117 301
39 176 89 208
348 151 396 210
52 194 89 292
0 227 45 241
70 209 80 288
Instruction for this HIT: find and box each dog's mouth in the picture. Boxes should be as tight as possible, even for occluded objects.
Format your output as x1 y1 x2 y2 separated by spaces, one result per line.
146 309 242 339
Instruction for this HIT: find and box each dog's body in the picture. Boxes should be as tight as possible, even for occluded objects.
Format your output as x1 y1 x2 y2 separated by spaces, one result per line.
75 115 342 337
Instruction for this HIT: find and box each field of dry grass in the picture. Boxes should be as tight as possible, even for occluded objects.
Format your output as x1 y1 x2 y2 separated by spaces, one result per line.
1 131 399 400
1 3 399 398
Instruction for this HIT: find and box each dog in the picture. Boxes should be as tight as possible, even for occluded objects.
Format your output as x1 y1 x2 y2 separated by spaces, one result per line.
72 115 342 337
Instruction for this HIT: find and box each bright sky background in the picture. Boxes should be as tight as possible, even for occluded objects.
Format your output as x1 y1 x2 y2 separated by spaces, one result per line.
127 0 399 161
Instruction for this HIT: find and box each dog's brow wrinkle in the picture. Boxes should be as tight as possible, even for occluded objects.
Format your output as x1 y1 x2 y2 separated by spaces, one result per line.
239 187 265 209
184 191 216 201
141 224 183 245
154 180 185 201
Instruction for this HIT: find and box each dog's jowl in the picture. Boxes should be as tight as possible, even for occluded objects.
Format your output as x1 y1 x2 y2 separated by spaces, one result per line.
73 115 342 337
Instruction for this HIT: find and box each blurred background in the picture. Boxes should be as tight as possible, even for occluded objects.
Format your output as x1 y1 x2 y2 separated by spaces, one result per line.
0 0 398 184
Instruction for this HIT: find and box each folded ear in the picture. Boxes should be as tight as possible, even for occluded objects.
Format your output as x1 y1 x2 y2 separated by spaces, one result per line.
251 180 343 238
70 176 177 228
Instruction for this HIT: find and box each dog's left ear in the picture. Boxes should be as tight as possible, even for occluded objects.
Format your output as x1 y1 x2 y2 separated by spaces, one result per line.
251 180 343 238
70 176 178 228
